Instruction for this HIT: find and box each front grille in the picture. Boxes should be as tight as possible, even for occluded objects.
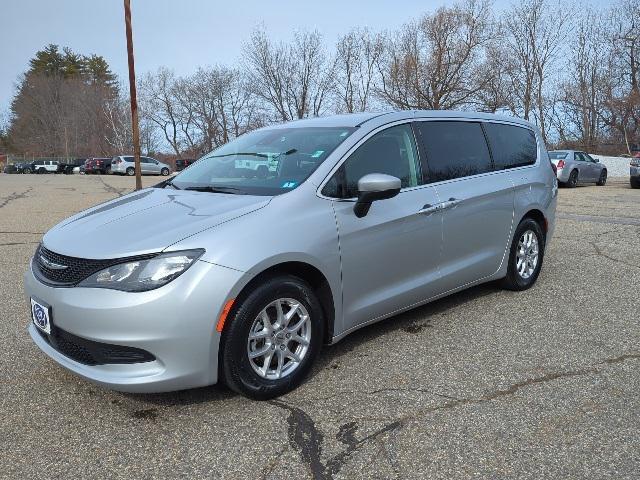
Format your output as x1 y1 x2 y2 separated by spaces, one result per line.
34 245 116 285
33 245 156 286
37 327 156 365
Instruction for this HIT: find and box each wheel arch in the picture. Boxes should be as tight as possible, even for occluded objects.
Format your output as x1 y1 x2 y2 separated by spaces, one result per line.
226 260 336 344
520 208 547 236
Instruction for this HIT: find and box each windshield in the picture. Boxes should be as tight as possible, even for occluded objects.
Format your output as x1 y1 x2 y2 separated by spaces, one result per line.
549 151 569 160
170 126 356 195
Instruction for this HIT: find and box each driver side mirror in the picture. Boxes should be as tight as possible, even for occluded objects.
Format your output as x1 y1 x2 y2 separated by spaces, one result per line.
354 173 401 218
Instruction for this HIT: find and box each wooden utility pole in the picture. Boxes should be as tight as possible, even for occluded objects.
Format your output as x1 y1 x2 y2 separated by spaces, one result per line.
124 0 142 190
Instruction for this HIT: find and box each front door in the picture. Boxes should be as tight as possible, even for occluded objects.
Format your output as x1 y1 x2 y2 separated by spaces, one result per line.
326 123 443 331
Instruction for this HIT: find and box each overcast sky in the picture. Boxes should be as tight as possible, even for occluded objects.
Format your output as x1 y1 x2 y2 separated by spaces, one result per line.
1 0 612 116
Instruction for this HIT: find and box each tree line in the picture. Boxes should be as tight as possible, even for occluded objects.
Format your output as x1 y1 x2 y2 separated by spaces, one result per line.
3 0 640 159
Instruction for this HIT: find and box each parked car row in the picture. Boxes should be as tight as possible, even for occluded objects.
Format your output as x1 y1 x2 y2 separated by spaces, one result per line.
3 156 177 176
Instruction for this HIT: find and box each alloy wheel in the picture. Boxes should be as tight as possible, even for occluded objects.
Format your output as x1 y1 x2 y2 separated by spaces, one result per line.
516 230 539 279
246 298 311 380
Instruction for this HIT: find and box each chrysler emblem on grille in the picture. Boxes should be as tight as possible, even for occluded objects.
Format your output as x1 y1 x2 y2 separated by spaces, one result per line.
39 255 69 270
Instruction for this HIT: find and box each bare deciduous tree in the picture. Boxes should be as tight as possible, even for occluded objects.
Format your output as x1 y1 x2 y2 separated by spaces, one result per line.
553 10 606 151
334 28 384 113
503 0 568 143
140 68 184 156
377 0 492 110
244 28 335 121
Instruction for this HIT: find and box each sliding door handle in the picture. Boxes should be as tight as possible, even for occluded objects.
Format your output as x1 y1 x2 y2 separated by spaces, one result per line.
440 198 461 210
417 204 440 215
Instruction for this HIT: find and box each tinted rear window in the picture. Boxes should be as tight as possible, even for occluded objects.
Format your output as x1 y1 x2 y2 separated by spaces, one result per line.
484 123 537 169
416 121 492 182
549 151 569 160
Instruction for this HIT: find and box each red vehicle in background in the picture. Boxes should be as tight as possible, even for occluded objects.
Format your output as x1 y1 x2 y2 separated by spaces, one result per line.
175 158 195 171
84 158 112 174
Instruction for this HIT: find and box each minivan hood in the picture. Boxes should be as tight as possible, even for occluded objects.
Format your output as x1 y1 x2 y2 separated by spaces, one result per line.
42 188 271 259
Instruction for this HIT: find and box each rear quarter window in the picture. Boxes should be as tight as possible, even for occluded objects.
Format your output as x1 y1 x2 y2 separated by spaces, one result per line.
484 123 537 170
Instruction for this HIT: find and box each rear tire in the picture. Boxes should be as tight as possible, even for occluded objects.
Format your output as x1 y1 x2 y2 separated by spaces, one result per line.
597 170 607 186
37 167 46 174
220 275 324 400
631 177 640 189
501 218 545 291
126 167 135 176
567 169 578 187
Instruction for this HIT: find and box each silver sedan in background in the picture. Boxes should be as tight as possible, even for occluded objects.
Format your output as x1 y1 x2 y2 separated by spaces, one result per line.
549 150 607 187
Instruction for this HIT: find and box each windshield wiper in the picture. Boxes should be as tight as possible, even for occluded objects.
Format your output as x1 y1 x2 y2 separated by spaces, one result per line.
163 180 181 190
209 152 268 159
209 149 297 159
183 185 246 195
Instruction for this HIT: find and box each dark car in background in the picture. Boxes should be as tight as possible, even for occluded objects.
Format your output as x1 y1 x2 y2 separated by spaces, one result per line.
175 158 195 171
631 155 640 188
56 159 86 174
3 163 32 173
84 157 112 174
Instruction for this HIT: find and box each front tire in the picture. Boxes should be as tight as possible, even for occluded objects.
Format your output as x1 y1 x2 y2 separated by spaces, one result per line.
631 178 640 189
161 167 169 176
501 218 545 291
597 169 607 186
220 275 324 400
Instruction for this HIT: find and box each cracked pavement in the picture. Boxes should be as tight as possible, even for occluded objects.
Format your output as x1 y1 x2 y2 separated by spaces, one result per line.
0 174 638 479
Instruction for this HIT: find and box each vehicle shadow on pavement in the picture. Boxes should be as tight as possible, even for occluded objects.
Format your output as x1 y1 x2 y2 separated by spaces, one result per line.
313 281 499 373
117 281 500 408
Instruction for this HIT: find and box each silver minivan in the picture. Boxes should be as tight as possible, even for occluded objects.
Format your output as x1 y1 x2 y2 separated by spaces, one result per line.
111 155 172 176
24 111 557 399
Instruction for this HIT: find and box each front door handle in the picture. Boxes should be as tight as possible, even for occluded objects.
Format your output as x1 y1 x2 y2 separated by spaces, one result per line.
418 198 461 216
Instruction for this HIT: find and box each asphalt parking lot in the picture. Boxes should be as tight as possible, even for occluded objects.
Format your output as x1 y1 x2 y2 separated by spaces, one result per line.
1 173 638 479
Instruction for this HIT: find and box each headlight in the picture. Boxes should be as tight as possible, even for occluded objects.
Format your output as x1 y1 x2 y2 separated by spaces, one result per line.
78 249 204 292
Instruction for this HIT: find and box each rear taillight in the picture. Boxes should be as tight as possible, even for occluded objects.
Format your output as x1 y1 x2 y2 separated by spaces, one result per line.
557 159 565 169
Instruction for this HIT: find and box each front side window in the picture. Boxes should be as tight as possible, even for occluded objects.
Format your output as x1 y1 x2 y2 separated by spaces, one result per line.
171 126 355 196
416 121 492 182
323 123 421 198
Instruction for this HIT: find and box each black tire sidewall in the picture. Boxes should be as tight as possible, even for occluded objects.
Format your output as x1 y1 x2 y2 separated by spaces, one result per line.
221 275 324 400
568 170 578 187
504 218 545 291
598 170 607 186
126 167 134 176
161 168 169 176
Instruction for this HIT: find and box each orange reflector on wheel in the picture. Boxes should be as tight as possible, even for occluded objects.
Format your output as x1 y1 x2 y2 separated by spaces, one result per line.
216 299 235 333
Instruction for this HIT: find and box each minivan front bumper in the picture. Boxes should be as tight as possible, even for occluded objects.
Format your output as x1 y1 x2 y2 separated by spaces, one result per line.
24 258 243 393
